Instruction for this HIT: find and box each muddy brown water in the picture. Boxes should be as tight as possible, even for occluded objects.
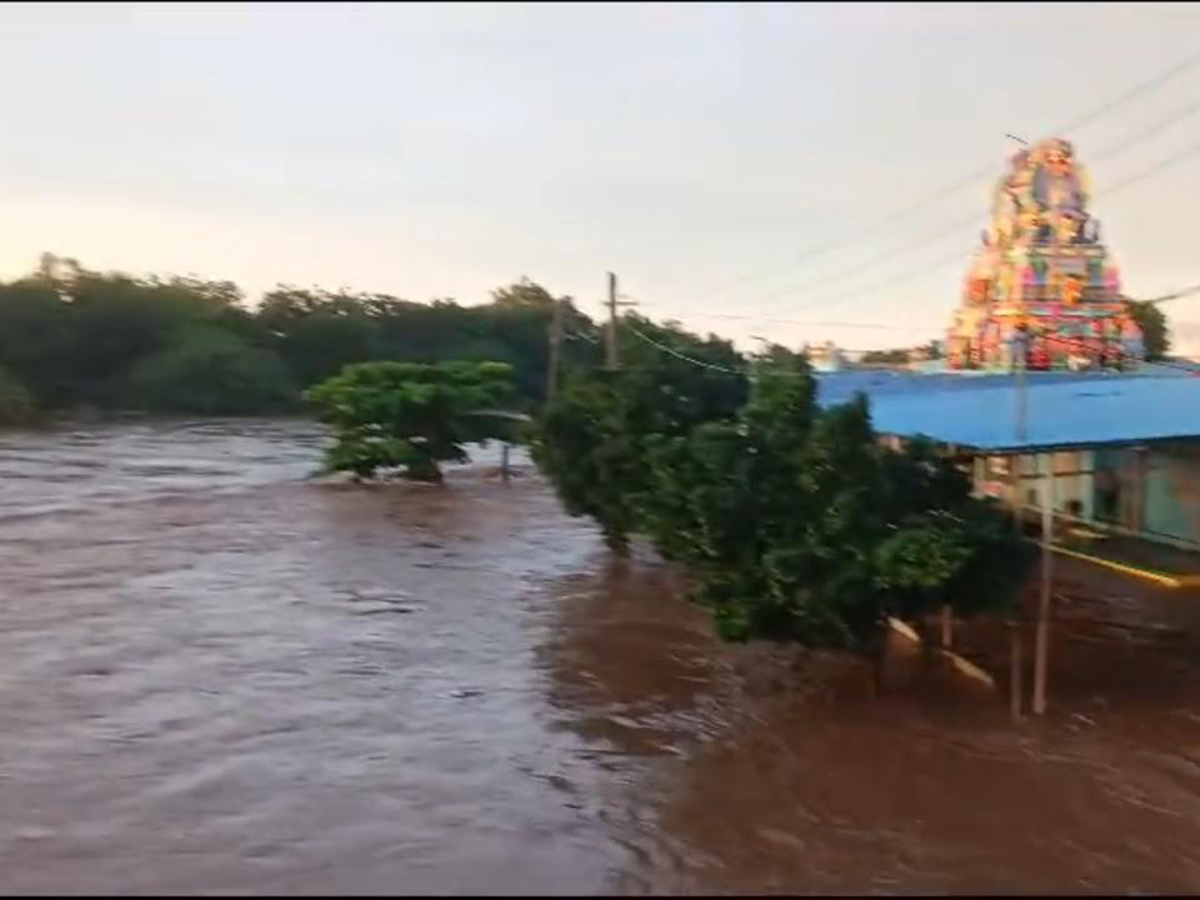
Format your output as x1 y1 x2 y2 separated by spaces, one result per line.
3 419 1200 894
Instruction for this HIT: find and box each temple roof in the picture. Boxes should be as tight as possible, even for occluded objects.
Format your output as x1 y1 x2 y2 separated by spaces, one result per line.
816 369 1200 452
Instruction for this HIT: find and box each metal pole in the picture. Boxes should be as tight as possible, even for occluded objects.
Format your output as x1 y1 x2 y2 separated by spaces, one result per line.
1010 451 1024 719
605 272 619 371
1033 456 1054 715
1015 326 1028 443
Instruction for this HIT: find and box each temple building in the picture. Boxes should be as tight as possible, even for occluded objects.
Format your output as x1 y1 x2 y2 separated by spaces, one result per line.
945 138 1144 371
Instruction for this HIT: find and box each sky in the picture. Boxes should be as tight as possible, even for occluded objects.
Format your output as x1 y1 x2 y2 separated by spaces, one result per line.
2 1 1199 354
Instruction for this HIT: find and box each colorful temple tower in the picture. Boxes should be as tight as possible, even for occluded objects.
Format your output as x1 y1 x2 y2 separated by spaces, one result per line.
945 138 1144 371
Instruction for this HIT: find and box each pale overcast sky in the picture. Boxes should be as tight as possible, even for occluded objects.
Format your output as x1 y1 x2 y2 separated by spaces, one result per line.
2 2 1199 353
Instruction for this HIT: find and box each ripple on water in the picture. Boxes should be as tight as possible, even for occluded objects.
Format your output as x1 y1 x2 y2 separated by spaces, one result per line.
6 420 1200 894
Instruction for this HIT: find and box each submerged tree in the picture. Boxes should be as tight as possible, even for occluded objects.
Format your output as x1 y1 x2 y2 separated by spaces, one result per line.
306 360 515 482
535 325 1035 653
531 315 748 551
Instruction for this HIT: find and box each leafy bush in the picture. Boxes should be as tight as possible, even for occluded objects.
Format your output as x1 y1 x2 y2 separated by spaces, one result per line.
306 360 515 482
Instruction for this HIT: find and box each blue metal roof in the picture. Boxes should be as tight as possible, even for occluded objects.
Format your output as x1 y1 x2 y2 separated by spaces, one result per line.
816 369 1200 452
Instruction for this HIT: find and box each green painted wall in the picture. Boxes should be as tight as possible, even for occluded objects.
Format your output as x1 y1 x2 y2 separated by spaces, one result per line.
1144 446 1200 543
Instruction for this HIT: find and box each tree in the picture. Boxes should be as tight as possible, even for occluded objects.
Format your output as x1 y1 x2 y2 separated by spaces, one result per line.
1124 298 1170 360
0 365 35 426
259 287 379 388
0 279 74 406
535 326 1035 654
126 326 296 415
532 315 749 551
306 360 515 482
1 256 606 416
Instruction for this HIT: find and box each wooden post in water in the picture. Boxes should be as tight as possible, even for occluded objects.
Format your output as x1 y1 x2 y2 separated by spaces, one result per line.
500 442 511 484
1033 456 1054 715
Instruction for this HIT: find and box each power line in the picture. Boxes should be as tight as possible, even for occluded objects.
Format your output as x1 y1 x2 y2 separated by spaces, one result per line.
624 323 749 375
688 103 1200 320
629 315 1199 384
1091 95 1200 162
1100 136 1200 196
775 139 1200 319
677 312 930 329
626 277 1200 376
663 282 1200 350
1145 283 1200 305
681 49 1200 304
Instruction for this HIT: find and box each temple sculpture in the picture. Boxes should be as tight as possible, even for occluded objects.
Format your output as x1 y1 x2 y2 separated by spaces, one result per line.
945 138 1144 371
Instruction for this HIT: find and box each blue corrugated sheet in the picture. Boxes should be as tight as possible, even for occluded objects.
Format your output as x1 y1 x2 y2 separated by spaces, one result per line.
815 369 1200 452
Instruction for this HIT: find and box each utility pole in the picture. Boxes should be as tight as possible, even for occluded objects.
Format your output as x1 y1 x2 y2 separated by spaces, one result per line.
1033 462 1054 715
1011 320 1039 717
605 271 619 370
1014 323 1028 444
602 272 640 371
546 297 564 404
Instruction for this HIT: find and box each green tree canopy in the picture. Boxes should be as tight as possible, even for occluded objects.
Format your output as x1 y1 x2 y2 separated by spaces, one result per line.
535 321 1035 652
1124 297 1170 361
306 360 516 482
532 315 749 550
126 326 297 415
0 256 594 417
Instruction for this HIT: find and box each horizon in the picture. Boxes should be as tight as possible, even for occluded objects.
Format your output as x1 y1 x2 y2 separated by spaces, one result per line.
2 2 1199 354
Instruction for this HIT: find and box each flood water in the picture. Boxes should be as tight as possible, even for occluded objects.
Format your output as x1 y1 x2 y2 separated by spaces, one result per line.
4 419 1200 894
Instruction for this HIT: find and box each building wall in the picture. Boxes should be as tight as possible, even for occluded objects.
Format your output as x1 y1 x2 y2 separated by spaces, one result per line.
1144 444 1200 543
969 444 1200 548
1000 451 1095 520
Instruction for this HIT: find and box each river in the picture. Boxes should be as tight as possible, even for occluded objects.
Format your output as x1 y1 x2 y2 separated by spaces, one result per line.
3 419 1200 894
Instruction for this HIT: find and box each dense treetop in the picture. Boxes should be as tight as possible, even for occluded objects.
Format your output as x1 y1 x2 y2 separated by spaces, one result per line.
0 254 600 421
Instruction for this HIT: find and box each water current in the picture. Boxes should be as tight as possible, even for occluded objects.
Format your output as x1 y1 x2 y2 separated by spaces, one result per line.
3 419 1200 893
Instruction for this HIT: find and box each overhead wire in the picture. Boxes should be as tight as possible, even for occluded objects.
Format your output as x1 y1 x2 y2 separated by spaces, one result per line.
624 278 1200 379
671 282 1200 334
763 138 1200 321
677 106 1200 324
676 313 928 329
623 323 750 376
677 48 1200 304
626 316 1200 382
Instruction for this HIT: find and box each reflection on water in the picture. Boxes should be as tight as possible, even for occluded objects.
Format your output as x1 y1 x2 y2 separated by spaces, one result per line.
3 420 1200 893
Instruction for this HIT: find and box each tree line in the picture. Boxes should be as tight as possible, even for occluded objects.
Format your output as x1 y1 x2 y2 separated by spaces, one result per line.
0 254 600 425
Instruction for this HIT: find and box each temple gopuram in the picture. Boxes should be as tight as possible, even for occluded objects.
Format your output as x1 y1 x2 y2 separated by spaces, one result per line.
945 138 1144 371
